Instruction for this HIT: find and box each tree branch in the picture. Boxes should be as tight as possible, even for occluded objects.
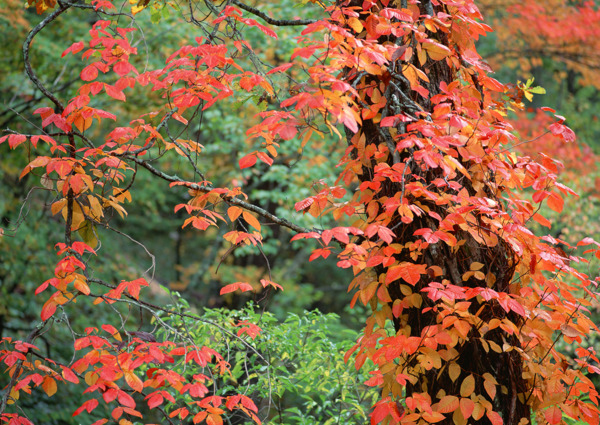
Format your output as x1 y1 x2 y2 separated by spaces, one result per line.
127 156 315 235
23 5 70 112
0 322 49 415
230 0 317 26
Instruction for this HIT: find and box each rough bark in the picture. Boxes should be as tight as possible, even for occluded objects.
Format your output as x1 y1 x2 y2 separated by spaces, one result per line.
340 0 530 423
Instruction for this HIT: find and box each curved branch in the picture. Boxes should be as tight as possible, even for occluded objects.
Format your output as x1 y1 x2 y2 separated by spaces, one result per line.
127 156 315 235
230 0 317 26
23 4 70 112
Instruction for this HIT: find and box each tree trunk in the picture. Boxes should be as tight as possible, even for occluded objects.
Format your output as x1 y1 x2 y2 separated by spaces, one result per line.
340 0 530 423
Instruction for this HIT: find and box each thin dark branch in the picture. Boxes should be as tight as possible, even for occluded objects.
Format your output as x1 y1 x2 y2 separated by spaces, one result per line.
23 5 70 112
127 156 315 235
0 322 49 415
230 0 316 26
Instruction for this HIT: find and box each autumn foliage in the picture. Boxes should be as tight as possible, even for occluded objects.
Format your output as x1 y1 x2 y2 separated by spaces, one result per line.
1 0 600 424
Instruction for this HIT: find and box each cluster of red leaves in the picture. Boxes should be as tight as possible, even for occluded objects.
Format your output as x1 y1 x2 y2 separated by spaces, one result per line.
1 0 600 424
479 0 600 88
1 319 260 425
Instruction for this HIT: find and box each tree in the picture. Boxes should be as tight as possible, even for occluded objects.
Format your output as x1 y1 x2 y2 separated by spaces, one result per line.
1 0 599 424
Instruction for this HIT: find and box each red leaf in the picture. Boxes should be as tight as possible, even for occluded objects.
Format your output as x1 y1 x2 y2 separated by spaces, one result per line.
267 63 293 75
80 64 98 81
256 151 273 166
220 282 253 295
239 153 257 169
147 392 164 409
61 366 80 384
41 297 58 321
117 390 136 408
278 124 297 140
73 399 99 416
295 197 314 212
62 41 85 57
486 410 503 425
113 61 135 76
104 84 126 101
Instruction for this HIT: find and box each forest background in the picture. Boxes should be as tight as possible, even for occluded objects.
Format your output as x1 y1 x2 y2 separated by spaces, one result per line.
1 0 600 424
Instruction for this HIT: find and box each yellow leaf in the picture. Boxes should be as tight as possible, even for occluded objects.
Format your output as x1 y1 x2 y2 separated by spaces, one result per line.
131 5 146 14
78 220 98 249
348 17 363 33
8 387 19 404
418 47 427 66
453 405 467 425
422 41 451 61
471 402 485 420
470 262 484 271
85 371 98 386
488 340 502 353
448 362 461 382
460 374 475 398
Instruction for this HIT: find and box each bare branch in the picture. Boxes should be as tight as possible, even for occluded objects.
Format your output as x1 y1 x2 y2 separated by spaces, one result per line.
23 5 70 112
230 0 317 26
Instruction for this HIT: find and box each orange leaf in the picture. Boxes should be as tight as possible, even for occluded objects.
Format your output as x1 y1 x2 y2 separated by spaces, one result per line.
73 278 90 295
422 411 445 423
483 378 496 399
547 192 564 213
260 279 283 291
42 376 57 397
206 413 223 425
124 371 144 392
532 213 551 228
422 40 451 61
242 211 261 232
227 206 242 222
437 395 459 413
386 263 424 285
